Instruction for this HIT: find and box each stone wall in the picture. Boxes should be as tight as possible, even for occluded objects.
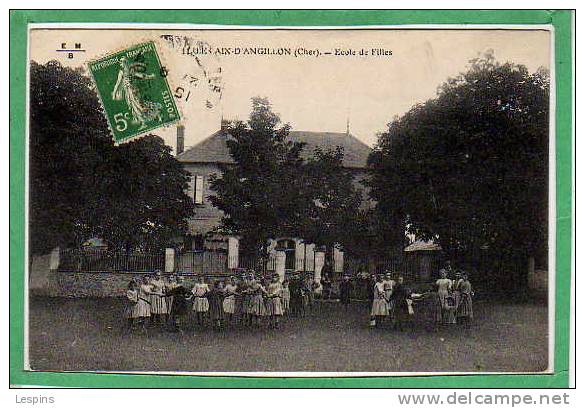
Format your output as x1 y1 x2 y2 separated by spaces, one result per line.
33 270 202 298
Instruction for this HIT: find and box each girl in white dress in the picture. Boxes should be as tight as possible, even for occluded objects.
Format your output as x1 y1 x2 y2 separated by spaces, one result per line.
266 275 284 328
136 276 153 332
125 280 139 331
382 272 395 320
248 276 267 327
192 275 210 326
149 270 168 326
370 275 389 327
436 269 453 324
223 276 238 326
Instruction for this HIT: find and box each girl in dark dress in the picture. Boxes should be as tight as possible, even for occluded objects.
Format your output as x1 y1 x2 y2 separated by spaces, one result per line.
456 272 473 326
390 276 412 331
289 274 304 317
339 274 353 311
165 275 191 333
208 280 225 329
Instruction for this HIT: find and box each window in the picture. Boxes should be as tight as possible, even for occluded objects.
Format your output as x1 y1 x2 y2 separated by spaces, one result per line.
194 175 204 204
187 175 204 204
276 239 296 271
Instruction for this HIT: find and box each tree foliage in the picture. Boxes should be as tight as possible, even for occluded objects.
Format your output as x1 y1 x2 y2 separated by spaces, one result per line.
29 61 193 255
210 97 365 258
369 52 549 265
209 97 307 257
303 146 364 255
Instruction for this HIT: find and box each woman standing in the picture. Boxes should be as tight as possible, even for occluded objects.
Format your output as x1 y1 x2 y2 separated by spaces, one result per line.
208 280 225 329
390 276 412 331
223 276 238 326
457 272 474 325
370 275 389 327
339 274 353 311
436 269 453 325
266 274 284 328
191 275 210 326
248 275 267 327
281 278 291 315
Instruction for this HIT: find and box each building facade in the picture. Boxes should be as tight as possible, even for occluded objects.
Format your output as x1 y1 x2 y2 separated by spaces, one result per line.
176 125 373 278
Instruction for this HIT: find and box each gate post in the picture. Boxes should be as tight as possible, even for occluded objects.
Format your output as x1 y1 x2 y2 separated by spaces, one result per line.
314 250 325 282
275 250 286 282
228 236 239 270
165 248 175 273
49 247 60 271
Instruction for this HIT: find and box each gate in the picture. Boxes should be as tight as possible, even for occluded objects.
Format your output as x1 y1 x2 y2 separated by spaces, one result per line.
174 250 228 276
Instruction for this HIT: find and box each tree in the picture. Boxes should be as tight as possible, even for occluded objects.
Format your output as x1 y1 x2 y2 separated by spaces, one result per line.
29 61 193 255
210 97 368 265
302 146 364 260
209 97 308 259
29 61 113 256
369 52 549 283
94 135 194 251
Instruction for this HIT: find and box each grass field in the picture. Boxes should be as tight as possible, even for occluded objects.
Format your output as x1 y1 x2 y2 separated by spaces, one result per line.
27 296 548 373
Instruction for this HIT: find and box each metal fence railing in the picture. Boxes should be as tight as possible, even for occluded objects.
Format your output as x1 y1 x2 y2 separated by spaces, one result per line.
174 250 228 276
237 255 277 277
58 248 165 273
343 252 442 282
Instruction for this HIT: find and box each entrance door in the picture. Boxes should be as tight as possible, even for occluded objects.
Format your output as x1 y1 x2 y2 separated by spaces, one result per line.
276 239 296 271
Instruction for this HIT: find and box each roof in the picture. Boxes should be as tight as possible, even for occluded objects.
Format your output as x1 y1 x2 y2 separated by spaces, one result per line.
177 130 372 168
404 240 442 252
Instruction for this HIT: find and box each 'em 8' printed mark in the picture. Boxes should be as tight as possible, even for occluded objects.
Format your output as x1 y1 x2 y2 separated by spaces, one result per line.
88 42 180 143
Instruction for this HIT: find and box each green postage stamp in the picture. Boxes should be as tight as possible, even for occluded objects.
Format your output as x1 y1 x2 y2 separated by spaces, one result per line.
88 41 179 143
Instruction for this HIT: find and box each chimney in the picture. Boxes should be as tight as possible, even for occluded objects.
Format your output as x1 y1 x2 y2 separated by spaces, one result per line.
220 118 230 131
176 124 185 155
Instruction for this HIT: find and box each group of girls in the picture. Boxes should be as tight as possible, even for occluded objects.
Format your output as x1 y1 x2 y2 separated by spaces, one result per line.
370 273 413 330
125 270 290 332
434 269 474 325
370 269 473 330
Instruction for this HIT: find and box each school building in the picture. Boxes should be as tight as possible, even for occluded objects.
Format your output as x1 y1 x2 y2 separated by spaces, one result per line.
175 124 374 280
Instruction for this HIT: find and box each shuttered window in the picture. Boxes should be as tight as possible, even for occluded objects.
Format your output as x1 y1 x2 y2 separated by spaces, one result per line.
186 175 195 201
194 175 204 204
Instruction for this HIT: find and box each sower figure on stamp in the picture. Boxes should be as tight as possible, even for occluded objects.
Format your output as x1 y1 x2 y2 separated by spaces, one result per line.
111 56 162 130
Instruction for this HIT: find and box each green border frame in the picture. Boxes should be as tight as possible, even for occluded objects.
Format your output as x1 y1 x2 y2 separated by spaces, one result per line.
9 9 573 388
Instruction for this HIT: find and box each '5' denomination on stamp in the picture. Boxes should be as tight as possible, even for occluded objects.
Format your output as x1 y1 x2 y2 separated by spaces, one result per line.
88 41 180 143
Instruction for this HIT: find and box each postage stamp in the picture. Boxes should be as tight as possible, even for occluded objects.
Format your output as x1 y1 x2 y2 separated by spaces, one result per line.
88 41 180 143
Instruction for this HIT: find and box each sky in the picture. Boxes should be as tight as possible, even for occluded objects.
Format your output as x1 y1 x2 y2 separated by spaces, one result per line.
29 27 551 150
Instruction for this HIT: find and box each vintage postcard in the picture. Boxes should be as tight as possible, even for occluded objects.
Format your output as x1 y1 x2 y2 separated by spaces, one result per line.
12 12 572 388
